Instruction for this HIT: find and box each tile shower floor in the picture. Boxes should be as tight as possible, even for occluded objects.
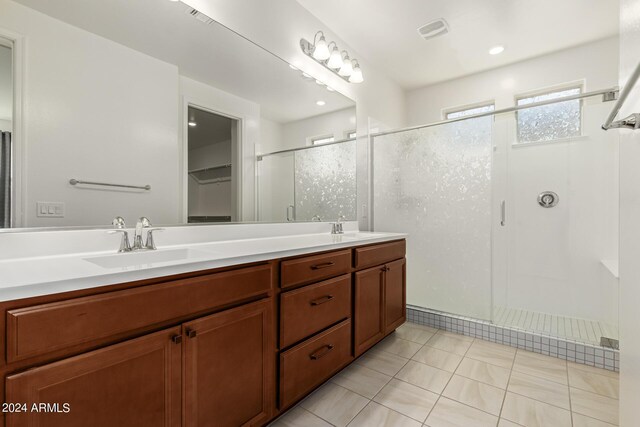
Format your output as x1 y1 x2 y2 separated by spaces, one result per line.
493 306 619 347
271 322 620 427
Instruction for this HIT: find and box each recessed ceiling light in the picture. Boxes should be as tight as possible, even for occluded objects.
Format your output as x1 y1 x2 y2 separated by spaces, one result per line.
188 121 197 127
489 45 505 55
316 100 326 106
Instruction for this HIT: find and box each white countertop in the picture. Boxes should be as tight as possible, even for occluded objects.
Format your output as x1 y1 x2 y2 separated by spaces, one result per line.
0 229 406 302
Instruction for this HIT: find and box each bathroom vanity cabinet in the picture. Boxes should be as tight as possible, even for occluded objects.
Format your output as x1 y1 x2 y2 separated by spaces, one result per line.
0 239 405 427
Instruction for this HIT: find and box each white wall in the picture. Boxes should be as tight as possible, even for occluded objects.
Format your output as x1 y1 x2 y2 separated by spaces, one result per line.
0 0 181 228
0 119 10 131
407 37 620 125
281 107 356 151
618 0 640 423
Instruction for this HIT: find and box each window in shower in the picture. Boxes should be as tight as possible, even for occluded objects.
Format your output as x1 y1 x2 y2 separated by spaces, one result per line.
516 86 582 143
445 103 495 120
311 135 335 145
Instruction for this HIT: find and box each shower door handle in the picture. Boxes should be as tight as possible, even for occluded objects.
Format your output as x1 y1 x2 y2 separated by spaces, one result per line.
500 200 506 226
286 205 295 222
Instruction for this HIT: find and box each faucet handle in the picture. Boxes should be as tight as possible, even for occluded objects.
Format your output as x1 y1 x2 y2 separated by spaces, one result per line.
112 216 126 229
108 229 132 252
145 228 164 250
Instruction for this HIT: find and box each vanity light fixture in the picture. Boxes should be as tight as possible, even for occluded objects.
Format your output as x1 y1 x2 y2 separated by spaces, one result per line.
316 100 326 106
300 32 363 83
489 45 505 55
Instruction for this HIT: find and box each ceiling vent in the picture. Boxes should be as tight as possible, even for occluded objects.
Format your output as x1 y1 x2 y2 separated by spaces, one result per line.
185 7 214 25
417 19 449 40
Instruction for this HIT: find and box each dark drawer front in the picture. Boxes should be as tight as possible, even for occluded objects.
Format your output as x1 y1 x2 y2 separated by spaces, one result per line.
280 319 352 409
281 250 351 289
6 264 272 363
280 274 351 348
353 240 406 270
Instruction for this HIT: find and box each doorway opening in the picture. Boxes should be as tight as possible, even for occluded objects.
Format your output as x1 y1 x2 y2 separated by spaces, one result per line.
186 106 240 223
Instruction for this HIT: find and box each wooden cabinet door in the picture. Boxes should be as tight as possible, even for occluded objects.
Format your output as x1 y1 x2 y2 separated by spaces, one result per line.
183 299 273 427
385 258 406 334
354 266 385 356
5 327 182 427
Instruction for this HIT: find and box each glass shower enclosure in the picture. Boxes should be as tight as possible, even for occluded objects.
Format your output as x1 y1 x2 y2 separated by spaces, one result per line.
371 90 620 348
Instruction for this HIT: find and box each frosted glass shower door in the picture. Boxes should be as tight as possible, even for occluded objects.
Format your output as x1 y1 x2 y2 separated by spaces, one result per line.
372 117 494 320
294 141 357 222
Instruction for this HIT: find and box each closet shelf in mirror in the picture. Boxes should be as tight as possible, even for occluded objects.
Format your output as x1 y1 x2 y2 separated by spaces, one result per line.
188 164 232 185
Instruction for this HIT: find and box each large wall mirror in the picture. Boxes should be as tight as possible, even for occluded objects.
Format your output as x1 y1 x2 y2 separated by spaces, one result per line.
0 0 357 230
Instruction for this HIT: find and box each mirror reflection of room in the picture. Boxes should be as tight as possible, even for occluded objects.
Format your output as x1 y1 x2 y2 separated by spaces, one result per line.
187 107 238 223
0 40 12 229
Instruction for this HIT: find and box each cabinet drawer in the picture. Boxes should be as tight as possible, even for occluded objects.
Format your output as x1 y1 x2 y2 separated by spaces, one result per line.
280 274 351 348
353 240 406 270
6 264 272 363
281 250 351 289
280 319 352 408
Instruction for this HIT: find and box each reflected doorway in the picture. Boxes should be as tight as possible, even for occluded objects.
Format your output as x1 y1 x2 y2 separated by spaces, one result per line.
186 106 240 223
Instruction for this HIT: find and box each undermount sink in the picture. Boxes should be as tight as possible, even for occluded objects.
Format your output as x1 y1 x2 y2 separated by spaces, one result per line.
84 248 211 269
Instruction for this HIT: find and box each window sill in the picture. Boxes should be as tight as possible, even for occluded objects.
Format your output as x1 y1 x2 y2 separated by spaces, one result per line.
511 134 589 149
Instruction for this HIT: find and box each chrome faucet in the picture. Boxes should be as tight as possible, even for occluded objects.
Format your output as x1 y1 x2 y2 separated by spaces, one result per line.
109 216 163 253
331 215 345 234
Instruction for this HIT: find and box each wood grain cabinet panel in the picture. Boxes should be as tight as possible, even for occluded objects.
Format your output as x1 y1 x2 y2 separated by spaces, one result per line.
353 266 386 357
385 258 407 334
280 274 351 348
183 299 273 427
280 250 351 289
6 264 272 363
353 240 406 270
280 320 352 409
5 327 182 427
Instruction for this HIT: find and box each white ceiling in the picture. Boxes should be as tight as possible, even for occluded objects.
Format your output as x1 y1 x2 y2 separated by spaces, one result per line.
296 0 620 89
0 44 11 122
14 0 354 123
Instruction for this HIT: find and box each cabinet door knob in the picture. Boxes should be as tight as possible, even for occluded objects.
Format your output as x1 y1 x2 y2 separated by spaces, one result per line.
381 266 390 272
186 329 197 338
171 335 182 344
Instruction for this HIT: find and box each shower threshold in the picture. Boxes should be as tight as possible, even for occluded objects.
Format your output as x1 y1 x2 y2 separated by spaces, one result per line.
493 306 618 347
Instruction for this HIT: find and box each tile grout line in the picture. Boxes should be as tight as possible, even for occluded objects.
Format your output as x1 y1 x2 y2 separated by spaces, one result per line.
421 335 476 424
497 345 518 424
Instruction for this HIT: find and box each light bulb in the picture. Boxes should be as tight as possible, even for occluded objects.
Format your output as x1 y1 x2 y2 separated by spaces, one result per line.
349 64 363 83
338 56 353 77
316 100 326 106
327 46 344 69
188 121 197 127
312 36 330 60
489 45 505 55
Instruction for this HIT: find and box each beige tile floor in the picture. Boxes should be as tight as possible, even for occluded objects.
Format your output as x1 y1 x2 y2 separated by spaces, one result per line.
270 322 620 427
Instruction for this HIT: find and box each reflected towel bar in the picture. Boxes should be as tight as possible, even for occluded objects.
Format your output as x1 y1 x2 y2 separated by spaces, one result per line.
602 60 640 131
69 179 151 191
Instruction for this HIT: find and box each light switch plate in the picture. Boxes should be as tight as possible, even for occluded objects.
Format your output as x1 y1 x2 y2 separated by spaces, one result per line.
36 202 65 218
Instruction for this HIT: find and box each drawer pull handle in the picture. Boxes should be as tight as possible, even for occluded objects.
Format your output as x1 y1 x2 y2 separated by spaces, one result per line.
310 295 335 306
310 344 334 360
171 335 182 344
311 261 335 270
186 329 197 339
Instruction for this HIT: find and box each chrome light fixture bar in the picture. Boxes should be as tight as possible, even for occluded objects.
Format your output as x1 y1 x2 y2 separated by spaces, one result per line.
300 32 364 83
